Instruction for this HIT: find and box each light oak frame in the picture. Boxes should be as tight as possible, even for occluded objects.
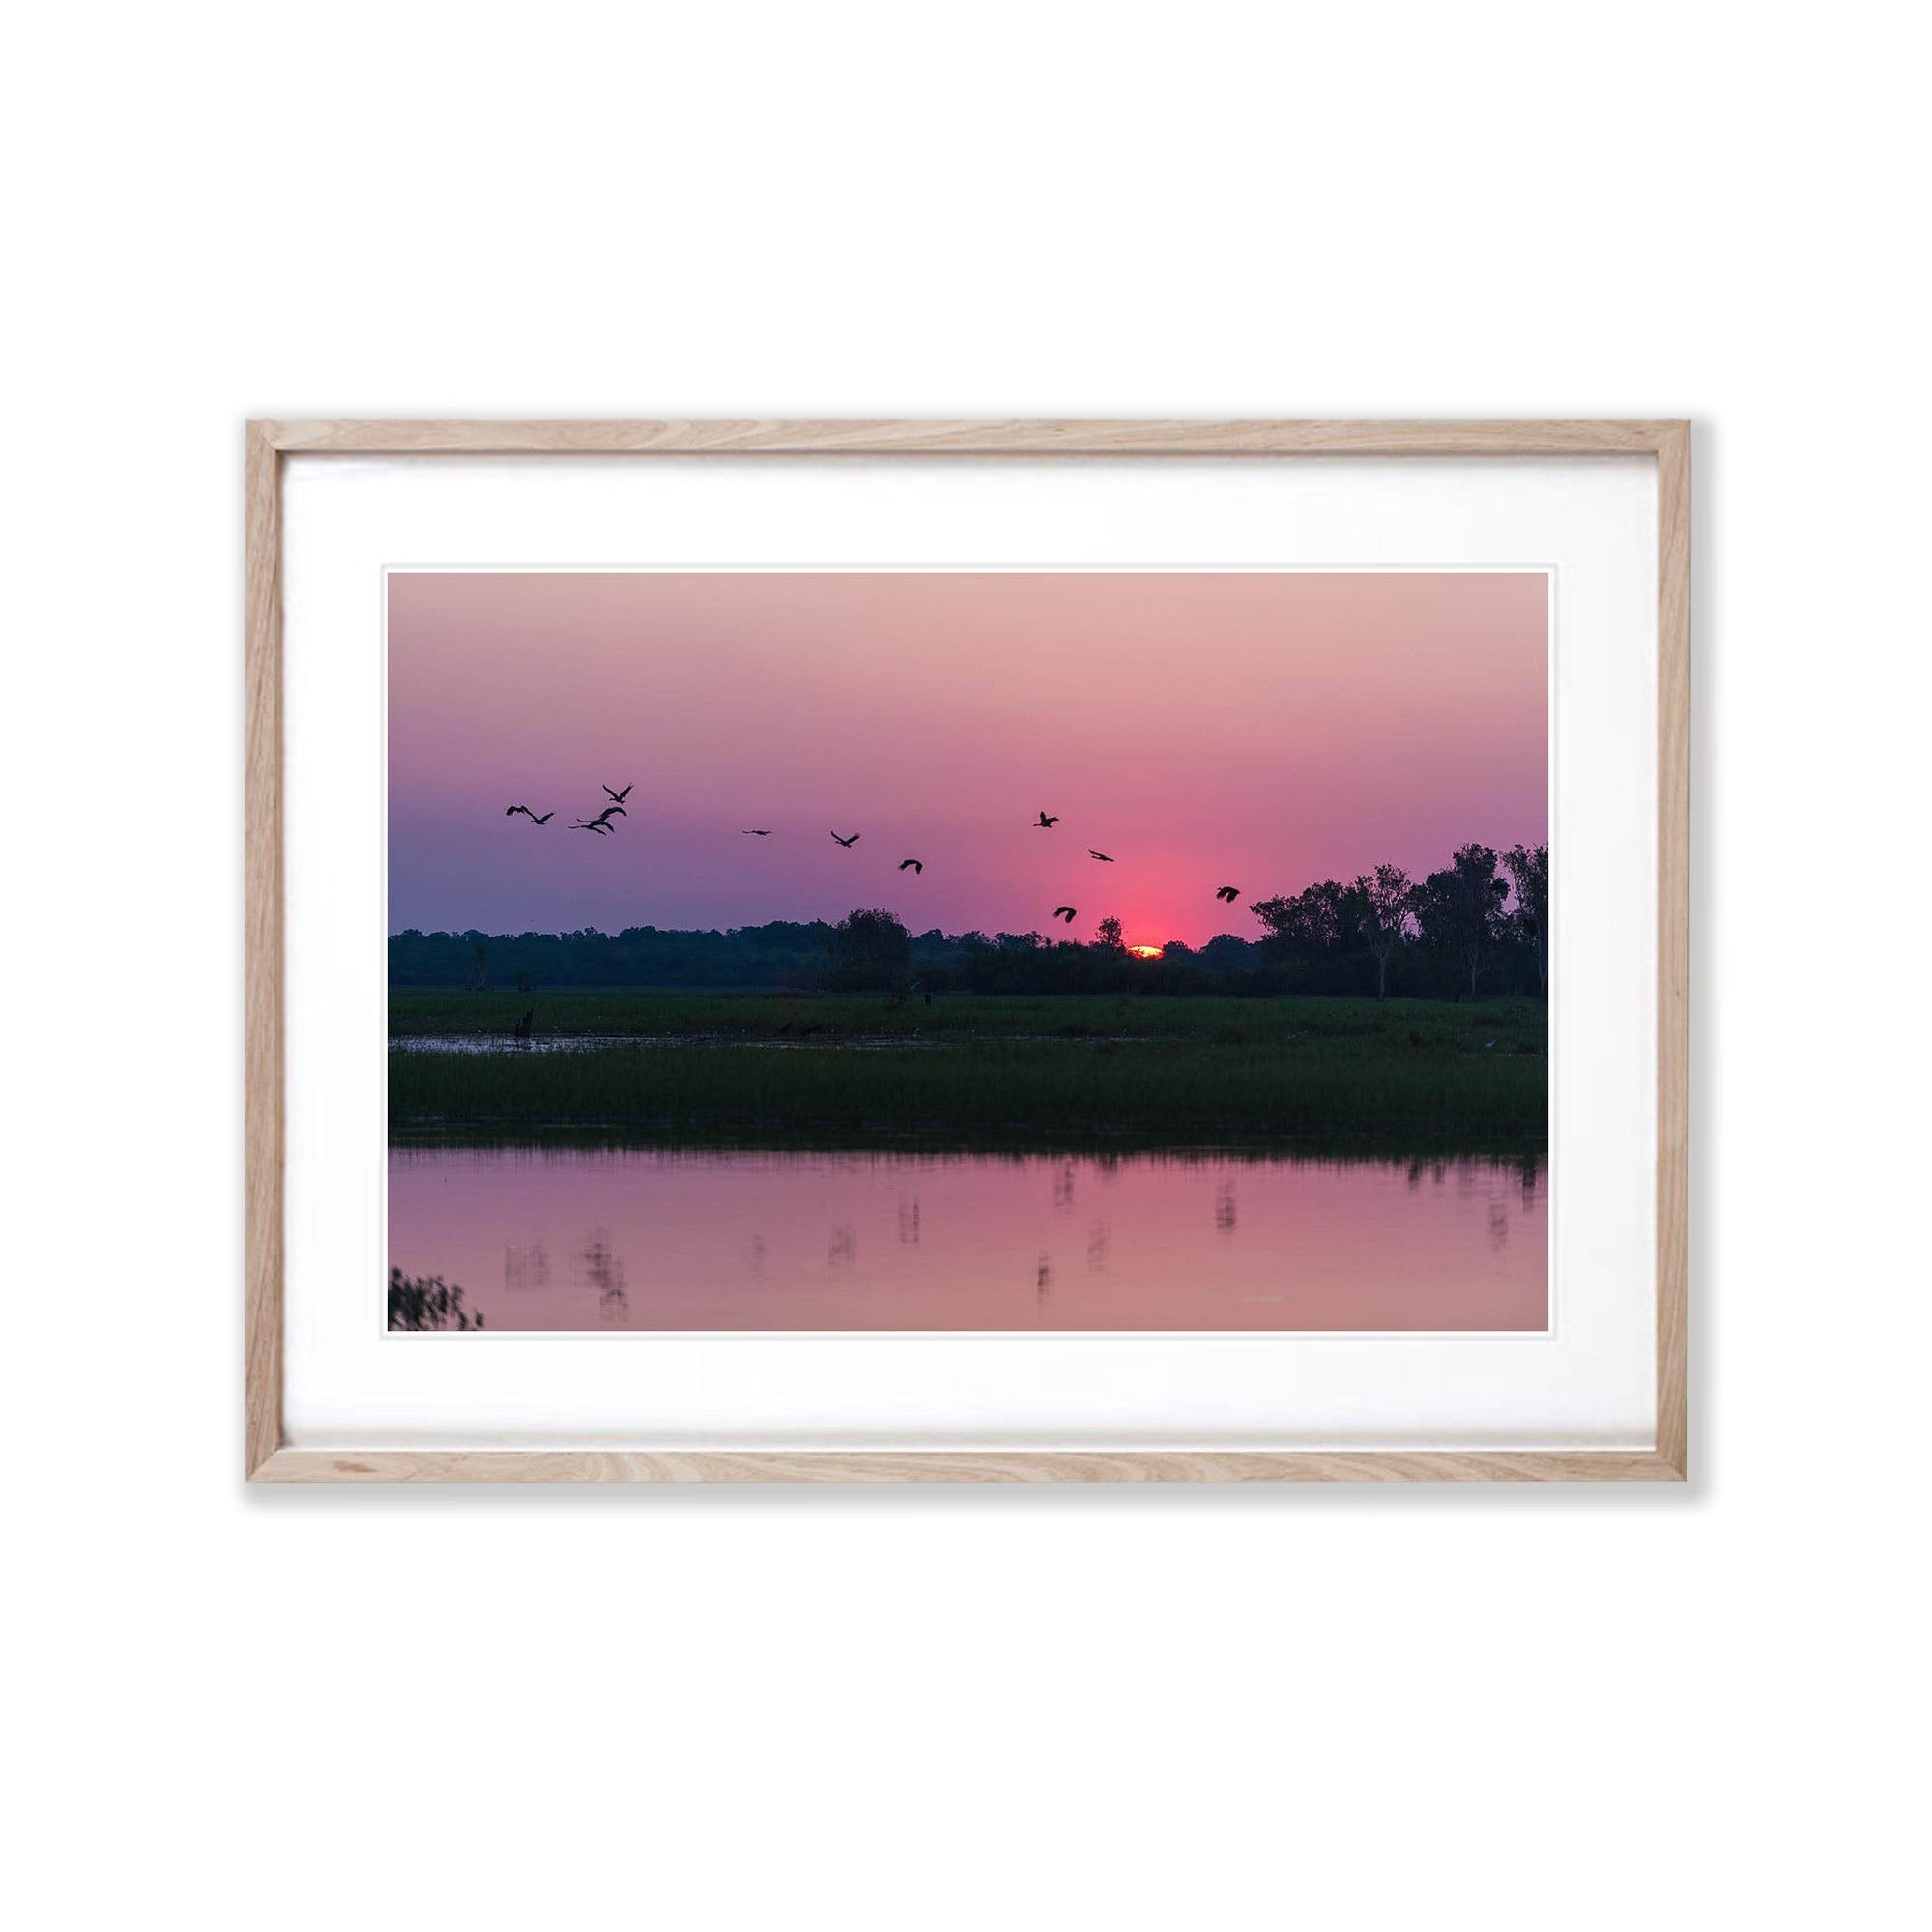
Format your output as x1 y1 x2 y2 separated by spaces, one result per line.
245 419 1689 1484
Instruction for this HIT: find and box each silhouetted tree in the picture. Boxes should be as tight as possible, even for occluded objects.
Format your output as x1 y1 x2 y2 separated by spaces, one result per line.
1359 862 1416 999
1413 843 1511 997
1093 915 1125 952
1503 842 1549 996
1251 878 1370 987
827 907 912 993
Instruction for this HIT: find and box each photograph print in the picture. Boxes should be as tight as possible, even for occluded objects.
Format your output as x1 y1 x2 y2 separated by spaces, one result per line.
388 570 1548 1332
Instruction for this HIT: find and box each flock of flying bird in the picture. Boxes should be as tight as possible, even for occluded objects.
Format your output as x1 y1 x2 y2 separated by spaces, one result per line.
505 780 635 835
503 789 1244 930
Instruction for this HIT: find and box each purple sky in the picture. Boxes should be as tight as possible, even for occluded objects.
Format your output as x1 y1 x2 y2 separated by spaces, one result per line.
388 571 1547 950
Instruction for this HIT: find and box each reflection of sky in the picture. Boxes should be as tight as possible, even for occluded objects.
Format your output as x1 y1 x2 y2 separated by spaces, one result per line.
389 1147 1549 1333
389 572 1547 949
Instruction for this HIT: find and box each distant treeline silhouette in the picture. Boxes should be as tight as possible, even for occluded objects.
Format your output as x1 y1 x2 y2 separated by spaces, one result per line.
391 842 1547 1000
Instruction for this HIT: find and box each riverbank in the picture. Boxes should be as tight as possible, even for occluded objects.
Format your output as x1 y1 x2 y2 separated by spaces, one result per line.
389 992 1547 1145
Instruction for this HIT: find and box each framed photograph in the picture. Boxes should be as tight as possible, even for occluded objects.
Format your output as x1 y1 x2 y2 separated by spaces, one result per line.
246 419 1688 1482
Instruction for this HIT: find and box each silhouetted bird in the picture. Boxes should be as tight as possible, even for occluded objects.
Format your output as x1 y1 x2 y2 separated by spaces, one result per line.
1036 811 1059 827
1215 885 1240 902
570 820 612 835
505 805 552 822
604 783 632 804
512 1006 533 1041
528 812 554 824
1053 906 1078 923
742 828 772 836
830 830 860 848
1088 850 1114 862
899 858 923 873
579 804 626 827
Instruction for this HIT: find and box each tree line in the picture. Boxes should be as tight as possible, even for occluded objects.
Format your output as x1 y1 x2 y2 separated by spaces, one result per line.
389 840 1547 1000
1252 842 1546 1000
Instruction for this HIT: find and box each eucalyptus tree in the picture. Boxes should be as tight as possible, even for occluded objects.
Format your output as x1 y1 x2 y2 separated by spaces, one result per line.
1357 862 1416 999
1503 842 1550 996
1414 843 1511 998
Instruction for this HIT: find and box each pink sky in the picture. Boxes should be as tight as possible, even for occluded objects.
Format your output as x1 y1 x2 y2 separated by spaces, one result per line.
388 572 1546 951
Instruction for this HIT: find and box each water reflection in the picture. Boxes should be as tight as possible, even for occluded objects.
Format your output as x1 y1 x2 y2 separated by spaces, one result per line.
504 1239 549 1294
389 1146 1548 1332
1086 1221 1110 1272
580 1228 628 1326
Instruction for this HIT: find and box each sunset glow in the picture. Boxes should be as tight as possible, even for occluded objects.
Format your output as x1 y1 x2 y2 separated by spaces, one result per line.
388 571 1547 946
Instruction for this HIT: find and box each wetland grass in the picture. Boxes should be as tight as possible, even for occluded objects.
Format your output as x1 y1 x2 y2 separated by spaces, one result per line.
389 992 1546 1144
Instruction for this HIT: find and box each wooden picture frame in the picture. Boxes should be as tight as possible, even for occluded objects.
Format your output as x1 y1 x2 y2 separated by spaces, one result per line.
246 419 1688 1483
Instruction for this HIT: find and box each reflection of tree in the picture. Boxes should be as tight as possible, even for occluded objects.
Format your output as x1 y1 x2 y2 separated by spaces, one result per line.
1215 1179 1237 1233
580 1229 628 1323
505 1241 549 1292
389 1269 484 1330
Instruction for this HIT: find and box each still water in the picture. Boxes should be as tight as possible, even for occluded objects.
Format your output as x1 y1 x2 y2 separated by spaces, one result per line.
389 1147 1547 1331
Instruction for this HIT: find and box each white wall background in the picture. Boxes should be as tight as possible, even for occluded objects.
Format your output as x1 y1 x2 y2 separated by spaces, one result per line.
7 5 1924 1928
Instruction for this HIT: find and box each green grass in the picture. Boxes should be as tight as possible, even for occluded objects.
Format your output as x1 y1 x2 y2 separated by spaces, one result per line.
389 992 1546 1147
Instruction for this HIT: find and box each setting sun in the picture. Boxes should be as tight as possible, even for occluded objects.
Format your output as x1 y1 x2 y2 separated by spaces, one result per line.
1128 944 1164 960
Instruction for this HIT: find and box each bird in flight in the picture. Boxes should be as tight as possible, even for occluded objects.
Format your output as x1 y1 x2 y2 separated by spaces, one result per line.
570 819 612 835
1215 885 1240 903
1088 849 1114 862
505 805 554 823
1053 906 1078 923
898 858 923 874
1035 811 1059 828
830 830 860 848
604 784 632 804
572 805 625 834
742 828 772 837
